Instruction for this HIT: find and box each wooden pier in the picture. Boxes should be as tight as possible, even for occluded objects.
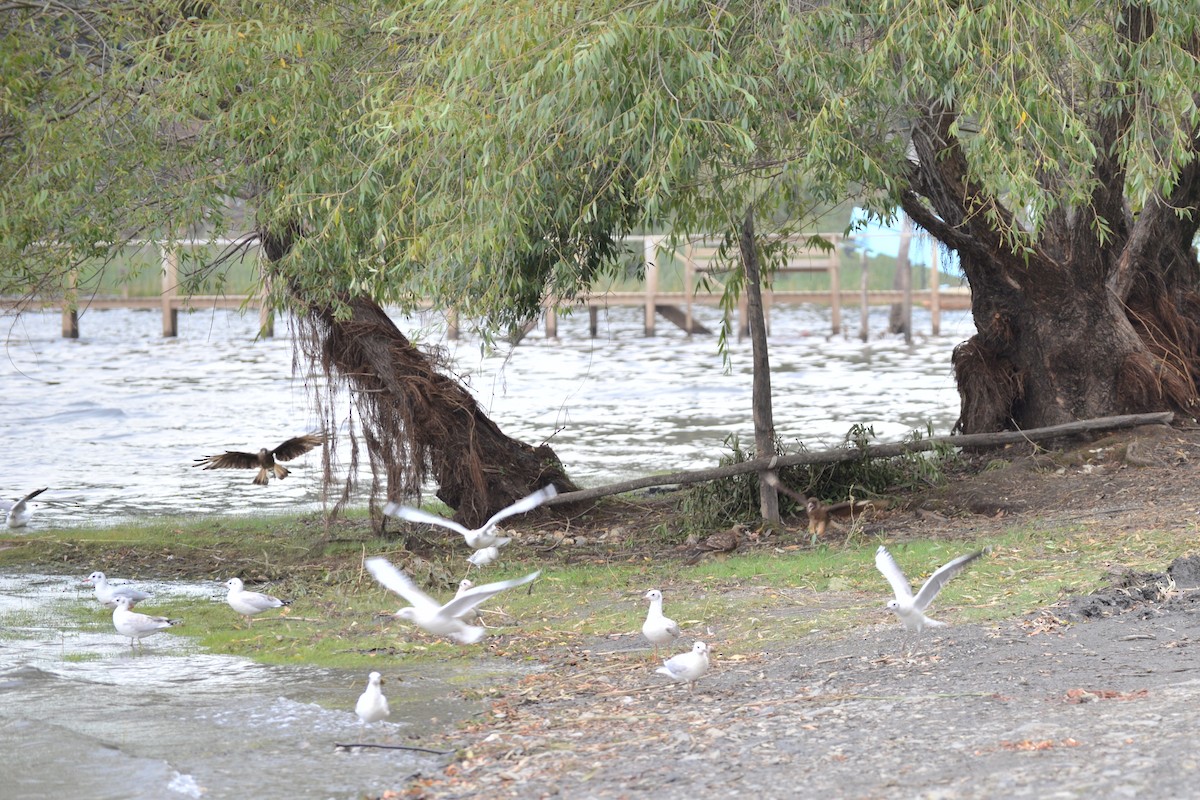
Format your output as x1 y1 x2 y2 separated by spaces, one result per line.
4 233 968 339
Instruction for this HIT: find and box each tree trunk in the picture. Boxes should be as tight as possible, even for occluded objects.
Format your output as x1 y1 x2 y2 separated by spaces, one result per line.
260 227 577 529
900 101 1200 434
739 208 780 524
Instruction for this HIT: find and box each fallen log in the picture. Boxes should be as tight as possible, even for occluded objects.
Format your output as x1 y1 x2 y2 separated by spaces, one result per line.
546 411 1175 506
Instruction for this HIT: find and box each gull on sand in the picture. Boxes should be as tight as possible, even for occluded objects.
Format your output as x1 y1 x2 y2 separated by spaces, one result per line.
112 595 181 649
874 545 984 632
224 577 290 625
641 589 681 658
355 671 390 726
656 641 710 691
383 485 558 551
85 571 153 609
365 556 540 644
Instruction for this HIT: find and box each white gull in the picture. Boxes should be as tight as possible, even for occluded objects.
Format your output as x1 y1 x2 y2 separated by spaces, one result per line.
656 641 710 691
641 589 681 658
383 485 557 551
355 671 390 726
874 545 984 632
224 577 290 626
85 571 153 609
112 595 181 648
3 487 48 529
365 556 540 644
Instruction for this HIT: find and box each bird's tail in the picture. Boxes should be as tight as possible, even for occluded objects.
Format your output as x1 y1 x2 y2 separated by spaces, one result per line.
272 464 290 481
451 625 487 644
254 468 271 486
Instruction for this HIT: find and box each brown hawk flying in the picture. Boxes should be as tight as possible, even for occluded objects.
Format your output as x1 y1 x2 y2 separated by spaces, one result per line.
194 433 326 485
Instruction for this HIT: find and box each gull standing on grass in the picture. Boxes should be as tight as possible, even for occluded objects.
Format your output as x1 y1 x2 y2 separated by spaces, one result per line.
3 487 48 529
355 671 390 727
224 577 291 626
85 571 153 609
112 596 181 649
656 641 710 691
874 545 984 632
384 485 558 553
365 556 540 644
642 589 681 659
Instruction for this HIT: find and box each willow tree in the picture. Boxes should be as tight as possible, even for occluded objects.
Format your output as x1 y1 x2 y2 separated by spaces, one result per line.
789 1 1200 431
0 2 575 525
363 0 1200 438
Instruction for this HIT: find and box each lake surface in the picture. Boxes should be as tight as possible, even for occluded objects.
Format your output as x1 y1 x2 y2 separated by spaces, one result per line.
1 302 974 528
0 573 491 800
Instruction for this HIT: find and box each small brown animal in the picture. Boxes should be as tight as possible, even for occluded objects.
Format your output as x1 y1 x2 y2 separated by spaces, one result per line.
194 433 326 485
684 524 743 565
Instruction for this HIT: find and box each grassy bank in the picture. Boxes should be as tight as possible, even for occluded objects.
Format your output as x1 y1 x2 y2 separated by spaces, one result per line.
0 504 1188 670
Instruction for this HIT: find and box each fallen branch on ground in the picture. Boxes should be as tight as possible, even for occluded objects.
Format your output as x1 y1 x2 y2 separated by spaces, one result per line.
546 412 1174 505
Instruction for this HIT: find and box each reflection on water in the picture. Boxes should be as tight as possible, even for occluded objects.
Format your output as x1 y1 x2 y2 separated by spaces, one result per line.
1 303 974 528
0 574 487 800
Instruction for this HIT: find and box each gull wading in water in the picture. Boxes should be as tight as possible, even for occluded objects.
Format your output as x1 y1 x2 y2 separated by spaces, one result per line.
365 556 540 644
112 595 181 649
85 571 153 609
193 433 326 486
874 545 984 632
224 577 291 625
355 671 390 727
3 487 48 529
384 485 558 552
641 589 681 659
656 640 710 691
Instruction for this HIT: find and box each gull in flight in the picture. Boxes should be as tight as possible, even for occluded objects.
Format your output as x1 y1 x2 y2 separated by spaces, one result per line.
365 556 540 644
85 571 153 609
656 641 710 691
467 546 500 569
355 671 390 727
383 484 558 551
642 589 681 659
224 577 291 626
3 487 48 529
112 596 181 649
874 545 984 632
193 433 326 485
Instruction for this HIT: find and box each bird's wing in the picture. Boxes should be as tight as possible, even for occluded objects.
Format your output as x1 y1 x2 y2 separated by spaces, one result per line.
481 485 558 530
271 433 326 462
874 546 914 600
365 557 440 612
438 570 541 618
913 550 984 611
660 651 693 677
14 487 48 510
194 451 258 470
383 503 473 539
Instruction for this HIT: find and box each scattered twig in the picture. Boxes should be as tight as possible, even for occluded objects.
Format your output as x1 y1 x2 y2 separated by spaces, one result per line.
333 742 455 755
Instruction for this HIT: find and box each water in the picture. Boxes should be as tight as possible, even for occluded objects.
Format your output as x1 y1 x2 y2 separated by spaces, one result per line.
0 574 489 800
1 303 974 528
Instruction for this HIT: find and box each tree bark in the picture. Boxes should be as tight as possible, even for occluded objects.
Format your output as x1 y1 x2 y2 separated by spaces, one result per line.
888 212 913 341
739 208 780 523
901 92 1200 434
260 227 577 529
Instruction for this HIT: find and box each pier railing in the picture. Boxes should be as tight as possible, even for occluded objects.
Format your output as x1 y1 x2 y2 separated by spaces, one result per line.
4 233 967 339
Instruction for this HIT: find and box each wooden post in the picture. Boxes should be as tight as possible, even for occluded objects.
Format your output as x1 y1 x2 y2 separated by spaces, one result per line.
62 269 79 338
447 309 459 340
902 227 913 346
644 236 658 337
738 208 779 524
929 237 941 336
161 244 179 337
589 304 598 337
859 250 869 342
545 306 558 339
829 240 842 336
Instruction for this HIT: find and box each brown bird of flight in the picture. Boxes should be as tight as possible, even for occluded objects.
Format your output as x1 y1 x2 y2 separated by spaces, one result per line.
194 433 326 485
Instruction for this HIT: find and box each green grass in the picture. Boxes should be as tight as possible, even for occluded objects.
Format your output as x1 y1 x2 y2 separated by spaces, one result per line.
0 508 1192 668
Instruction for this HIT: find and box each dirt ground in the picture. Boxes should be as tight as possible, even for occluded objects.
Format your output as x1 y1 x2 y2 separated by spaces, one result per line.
388 422 1200 799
